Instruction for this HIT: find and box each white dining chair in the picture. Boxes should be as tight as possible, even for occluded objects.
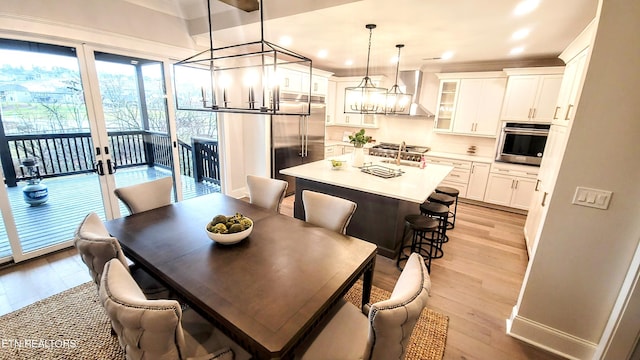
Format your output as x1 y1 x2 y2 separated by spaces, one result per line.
302 190 356 234
114 176 173 214
296 252 431 360
73 212 167 298
247 174 288 213
99 258 247 360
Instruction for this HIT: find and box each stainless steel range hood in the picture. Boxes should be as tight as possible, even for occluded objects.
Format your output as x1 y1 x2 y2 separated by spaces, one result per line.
392 70 434 117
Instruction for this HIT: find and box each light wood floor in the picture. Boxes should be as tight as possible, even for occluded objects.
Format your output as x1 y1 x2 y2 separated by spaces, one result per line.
0 196 562 360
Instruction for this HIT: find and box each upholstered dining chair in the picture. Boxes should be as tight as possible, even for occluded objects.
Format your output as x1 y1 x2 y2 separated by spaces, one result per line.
246 174 288 213
302 190 357 234
99 259 241 360
73 212 166 298
114 176 173 214
295 252 431 360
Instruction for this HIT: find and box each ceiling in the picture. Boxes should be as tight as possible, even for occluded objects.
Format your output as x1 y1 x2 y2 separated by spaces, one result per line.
124 0 599 75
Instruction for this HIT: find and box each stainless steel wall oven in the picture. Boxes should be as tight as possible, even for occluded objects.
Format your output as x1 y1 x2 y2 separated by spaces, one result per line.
496 122 550 166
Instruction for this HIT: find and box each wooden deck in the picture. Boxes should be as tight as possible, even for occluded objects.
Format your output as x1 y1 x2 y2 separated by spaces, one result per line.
0 166 220 260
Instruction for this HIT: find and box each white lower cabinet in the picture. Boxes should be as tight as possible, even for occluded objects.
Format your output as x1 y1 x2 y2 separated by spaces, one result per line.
324 145 337 158
425 157 471 197
485 164 538 210
466 162 490 200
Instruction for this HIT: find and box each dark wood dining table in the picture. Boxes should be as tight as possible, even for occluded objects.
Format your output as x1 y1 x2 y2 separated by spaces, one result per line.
104 192 377 360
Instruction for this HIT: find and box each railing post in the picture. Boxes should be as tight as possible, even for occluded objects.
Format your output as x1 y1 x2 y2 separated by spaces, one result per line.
143 132 155 167
192 137 203 182
0 115 18 187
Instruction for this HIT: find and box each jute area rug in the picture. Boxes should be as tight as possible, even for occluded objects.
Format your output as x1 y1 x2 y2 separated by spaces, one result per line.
0 281 448 360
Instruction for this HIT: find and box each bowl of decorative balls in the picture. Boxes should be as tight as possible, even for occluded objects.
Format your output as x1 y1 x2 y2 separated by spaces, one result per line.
205 213 253 244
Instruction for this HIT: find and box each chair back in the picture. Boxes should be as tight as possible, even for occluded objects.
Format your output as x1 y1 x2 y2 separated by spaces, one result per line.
73 212 128 288
114 177 173 214
365 253 431 360
247 175 288 213
302 190 356 234
99 259 189 360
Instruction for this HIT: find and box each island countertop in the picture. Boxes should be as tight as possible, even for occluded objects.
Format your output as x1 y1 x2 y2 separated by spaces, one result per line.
280 155 453 204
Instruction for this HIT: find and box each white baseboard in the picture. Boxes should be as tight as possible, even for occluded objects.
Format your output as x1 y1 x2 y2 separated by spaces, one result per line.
506 306 597 360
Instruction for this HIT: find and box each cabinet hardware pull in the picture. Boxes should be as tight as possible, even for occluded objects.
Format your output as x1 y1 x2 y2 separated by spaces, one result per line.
450 174 460 177
535 179 540 191
528 108 533 119
471 165 475 174
565 104 574 120
514 179 519 189
284 78 290 87
541 192 548 206
511 179 515 189
553 106 560 119
532 108 537 119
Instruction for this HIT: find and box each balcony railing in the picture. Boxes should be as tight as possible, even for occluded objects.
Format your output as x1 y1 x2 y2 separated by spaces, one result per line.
1 130 220 187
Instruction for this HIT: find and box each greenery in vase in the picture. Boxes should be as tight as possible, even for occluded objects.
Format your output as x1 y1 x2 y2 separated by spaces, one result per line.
348 128 371 148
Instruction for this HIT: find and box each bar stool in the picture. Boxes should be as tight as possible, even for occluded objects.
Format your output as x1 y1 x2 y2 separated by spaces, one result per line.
396 214 440 272
428 191 456 230
419 201 450 244
435 186 460 229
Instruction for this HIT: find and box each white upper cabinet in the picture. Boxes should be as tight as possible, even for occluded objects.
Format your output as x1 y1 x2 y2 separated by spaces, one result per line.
553 49 589 126
279 68 331 97
434 80 459 131
501 67 564 123
453 77 506 136
435 72 506 136
302 75 328 96
279 68 304 93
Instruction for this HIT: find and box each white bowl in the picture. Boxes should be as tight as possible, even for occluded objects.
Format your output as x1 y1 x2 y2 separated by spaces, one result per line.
205 218 253 245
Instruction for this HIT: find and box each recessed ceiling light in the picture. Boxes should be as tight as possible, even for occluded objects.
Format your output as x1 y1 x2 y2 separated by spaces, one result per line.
510 46 525 55
279 36 292 46
514 0 540 16
441 51 454 60
317 50 328 58
345 59 353 66
512 28 530 40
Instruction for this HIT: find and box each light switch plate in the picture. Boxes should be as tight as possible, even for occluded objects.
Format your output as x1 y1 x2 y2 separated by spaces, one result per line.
572 187 612 210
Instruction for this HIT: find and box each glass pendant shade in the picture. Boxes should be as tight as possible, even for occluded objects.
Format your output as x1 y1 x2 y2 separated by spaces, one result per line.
385 44 413 114
344 24 387 114
173 0 312 115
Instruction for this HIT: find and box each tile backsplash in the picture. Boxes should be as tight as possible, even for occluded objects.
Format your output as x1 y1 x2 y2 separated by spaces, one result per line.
326 116 498 158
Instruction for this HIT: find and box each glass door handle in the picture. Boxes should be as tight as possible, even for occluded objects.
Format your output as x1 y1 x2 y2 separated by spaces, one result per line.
94 160 105 176
106 159 116 174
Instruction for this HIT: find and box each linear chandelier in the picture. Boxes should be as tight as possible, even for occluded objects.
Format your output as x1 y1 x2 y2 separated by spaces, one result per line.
344 24 388 114
385 44 413 114
173 0 312 115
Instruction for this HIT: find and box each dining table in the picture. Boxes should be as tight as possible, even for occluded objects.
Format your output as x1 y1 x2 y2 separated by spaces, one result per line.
103 192 377 360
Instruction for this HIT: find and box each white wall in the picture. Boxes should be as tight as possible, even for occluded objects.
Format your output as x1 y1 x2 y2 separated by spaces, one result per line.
1 0 195 49
510 0 640 358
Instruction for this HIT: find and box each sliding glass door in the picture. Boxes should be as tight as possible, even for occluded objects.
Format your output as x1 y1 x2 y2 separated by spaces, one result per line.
91 51 176 215
0 37 223 264
0 39 110 262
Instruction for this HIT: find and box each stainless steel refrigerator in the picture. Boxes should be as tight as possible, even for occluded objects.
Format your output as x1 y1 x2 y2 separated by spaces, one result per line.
271 95 326 196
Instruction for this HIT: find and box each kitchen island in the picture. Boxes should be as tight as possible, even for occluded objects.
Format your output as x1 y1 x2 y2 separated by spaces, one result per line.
280 155 453 258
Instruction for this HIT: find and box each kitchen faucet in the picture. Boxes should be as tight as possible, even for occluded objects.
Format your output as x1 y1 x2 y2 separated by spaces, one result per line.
396 141 406 165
